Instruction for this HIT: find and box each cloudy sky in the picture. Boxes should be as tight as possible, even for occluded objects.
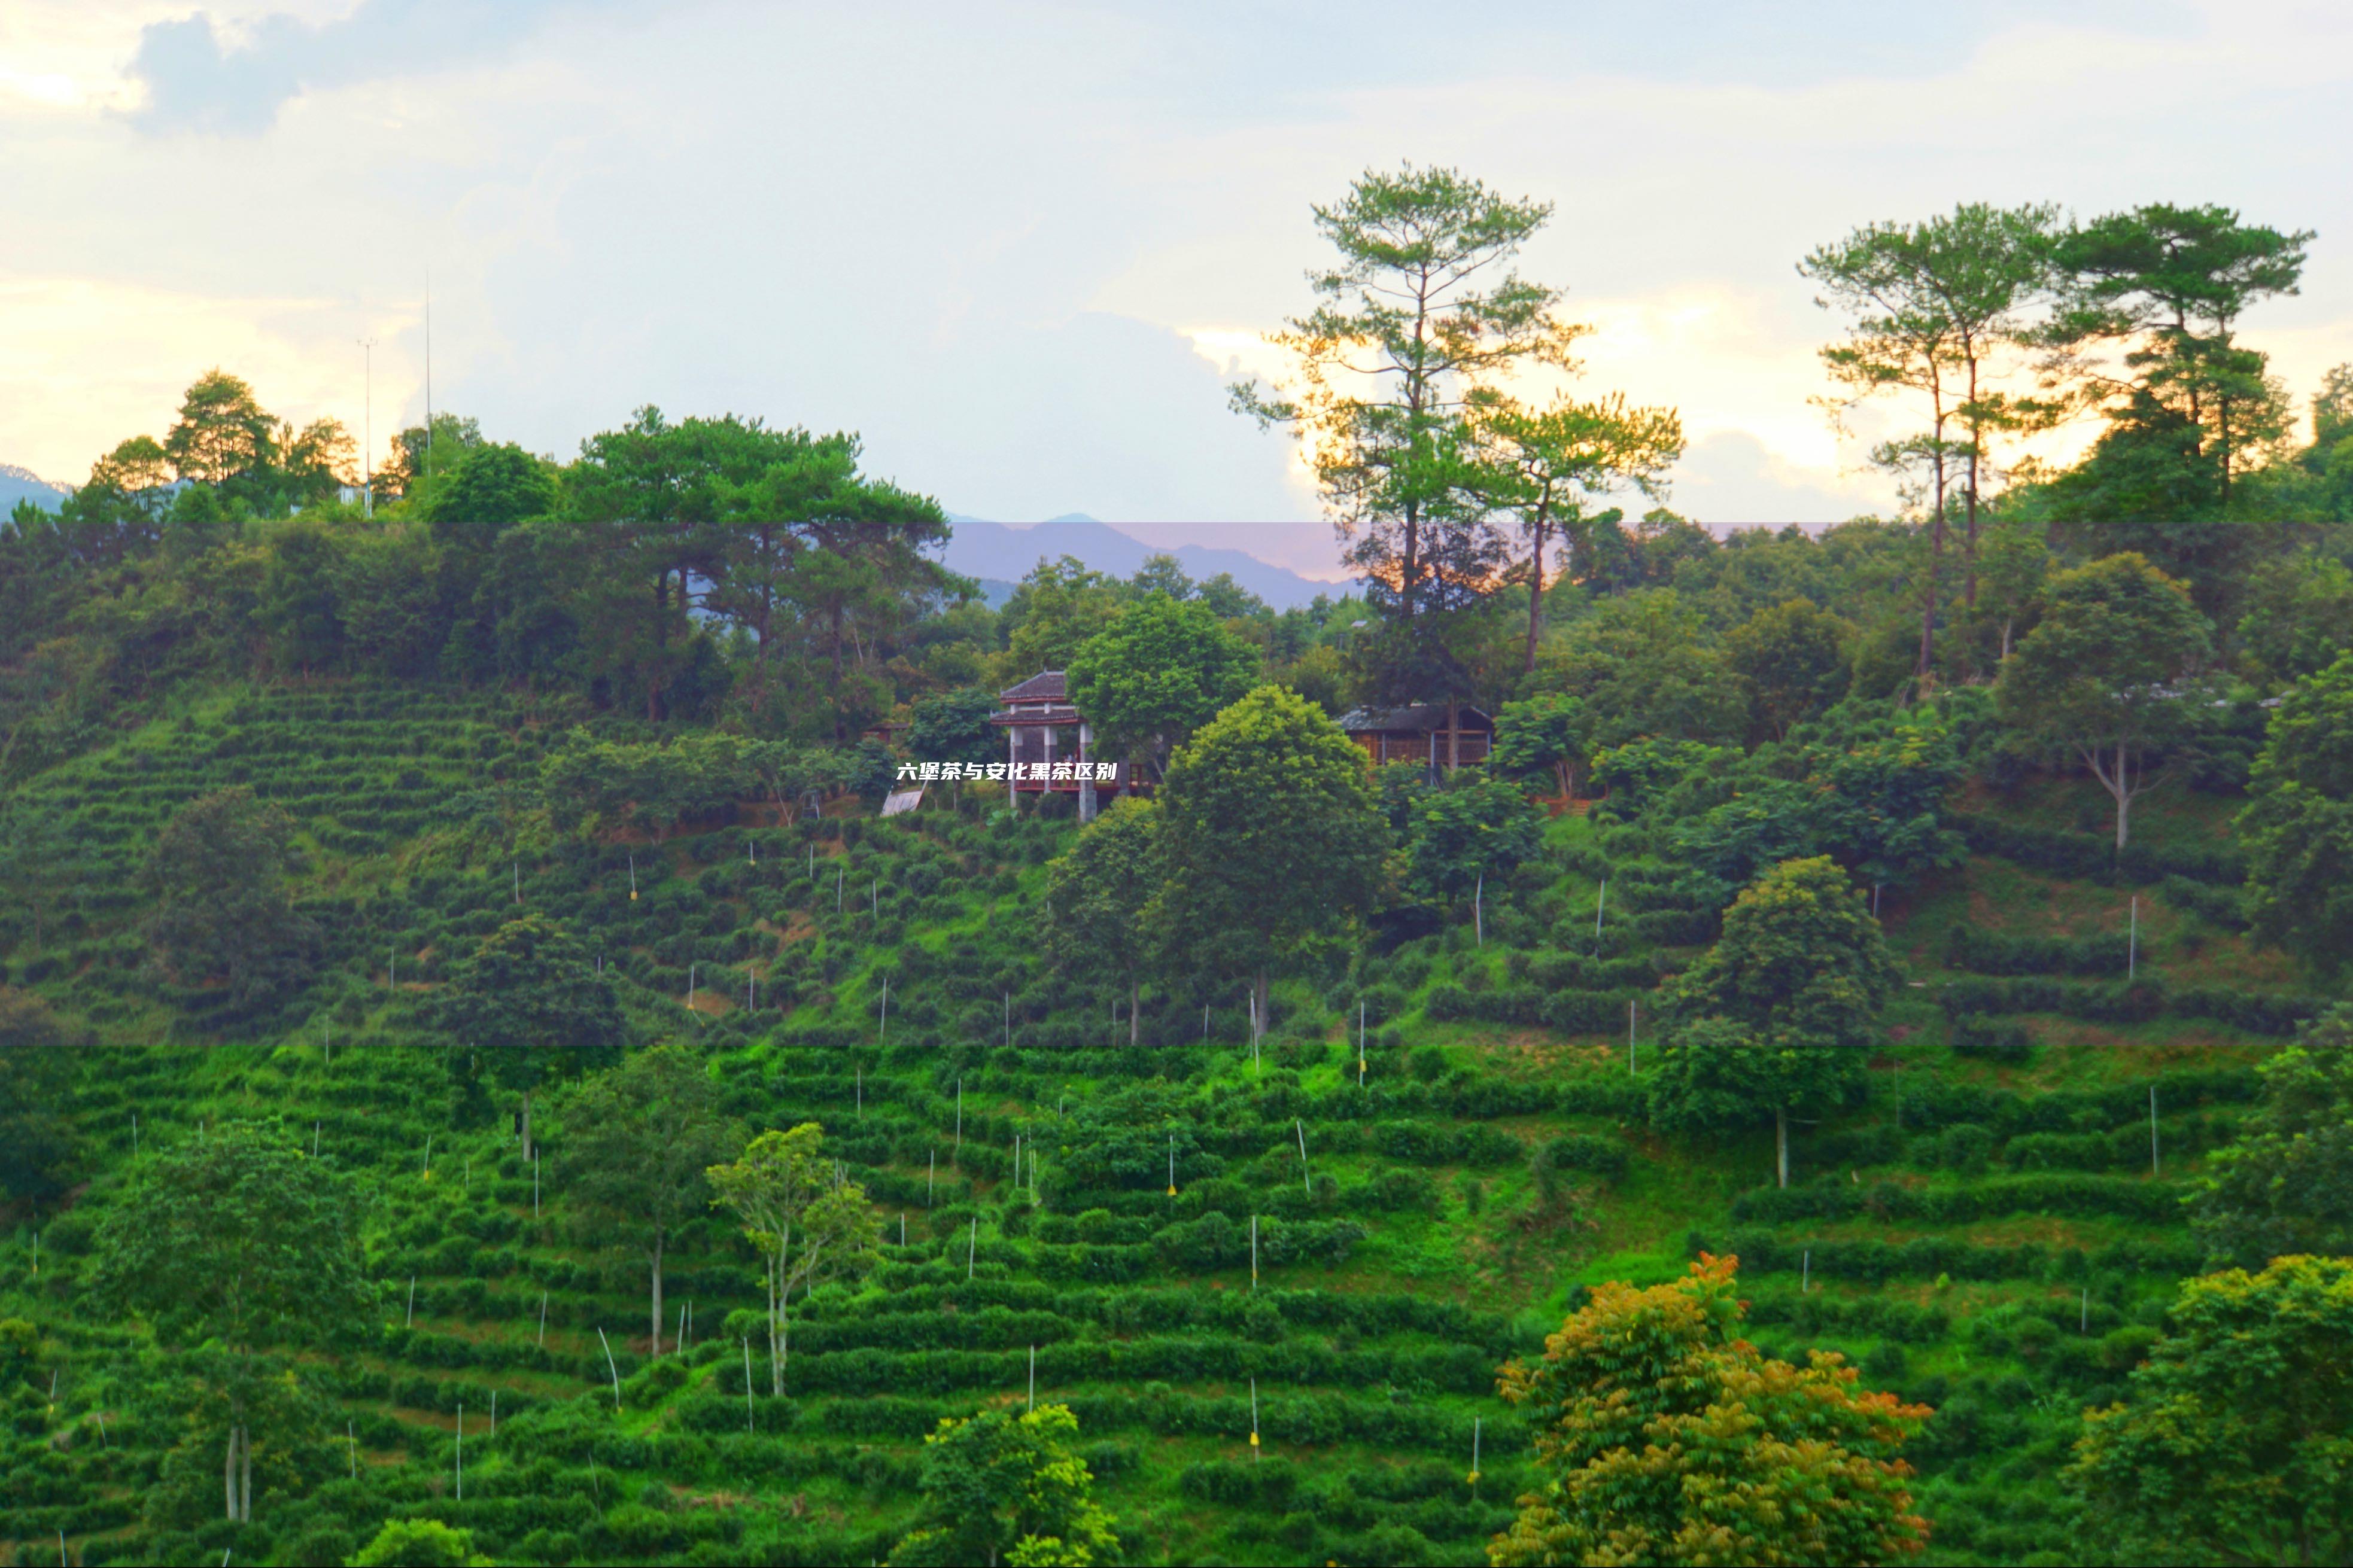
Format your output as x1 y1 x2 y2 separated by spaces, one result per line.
7 1 2350 577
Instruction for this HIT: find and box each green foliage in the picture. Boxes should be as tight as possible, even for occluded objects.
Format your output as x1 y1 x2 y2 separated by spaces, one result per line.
1650 857 1900 1169
1996 552 2215 848
0 987 80 1205
2190 1007 2353 1267
1155 686 1387 992
910 687 1002 769
1488 693 1594 797
139 785 318 1005
348 1518 492 1566
1724 598 1854 739
434 915 625 1146
2240 654 2353 973
1406 775 1544 905
1494 1254 1931 1566
1043 799 1165 1034
2068 1255 2353 1566
887 1403 1120 1568
1066 593 1260 776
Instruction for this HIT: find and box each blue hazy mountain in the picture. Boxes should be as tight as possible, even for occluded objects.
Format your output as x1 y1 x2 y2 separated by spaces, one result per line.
941 513 1344 611
0 464 68 514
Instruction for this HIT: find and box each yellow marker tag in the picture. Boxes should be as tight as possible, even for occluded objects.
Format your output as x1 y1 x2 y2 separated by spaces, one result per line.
1467 1470 1480 1484
1358 1058 1366 1072
630 890 638 900
1249 1432 1259 1447
1167 1185 1177 1196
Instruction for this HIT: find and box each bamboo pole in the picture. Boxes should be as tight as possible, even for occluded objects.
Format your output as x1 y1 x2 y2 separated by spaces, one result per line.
597 1328 621 1411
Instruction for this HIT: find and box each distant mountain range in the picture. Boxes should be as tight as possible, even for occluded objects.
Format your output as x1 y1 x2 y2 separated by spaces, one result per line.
1 464 68 514
940 513 1346 610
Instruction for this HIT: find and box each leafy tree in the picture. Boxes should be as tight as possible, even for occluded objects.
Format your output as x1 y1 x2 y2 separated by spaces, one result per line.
1493 1253 1931 1567
1407 775 1544 907
1044 797 1165 1043
2190 1007 2353 1268
349 1518 492 1567
139 785 318 1005
2238 551 2353 686
424 442 560 550
1066 593 1260 778
1651 856 1900 1186
746 739 851 825
908 687 1002 771
1491 692 1594 800
1535 589 1747 747
1154 686 1388 1031
1996 553 2214 848
2240 656 2353 975
1473 389 1683 672
0 987 81 1207
1002 556 1124 677
90 1120 369 1523
432 915 625 1161
555 1044 740 1356
707 1124 878 1395
1233 163 1580 631
163 369 276 488
1971 519 2049 662
539 728 752 843
2068 1255 2353 1566
1723 598 1854 739
887 1404 1120 1568
2045 203 2312 514
1589 737 1737 817
1802 204 2059 674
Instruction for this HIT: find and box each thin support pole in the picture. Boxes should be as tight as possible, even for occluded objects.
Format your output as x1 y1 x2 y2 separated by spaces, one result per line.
2151 1085 2160 1177
1596 877 1607 942
1250 1376 1260 1460
744 1338 755 1432
1472 1417 1482 1487
967 1216 977 1280
454 1403 462 1501
1028 1344 1036 1411
1802 1250 1810 1293
1475 870 1483 946
955 1080 962 1149
2129 895 2139 979
928 1150 935 1205
538 1291 548 1347
348 1418 357 1478
1295 1119 1309 1195
406 1276 417 1328
1251 1214 1258 1291
598 1328 622 1411
1630 1000 1638 1076
534 1153 541 1218
1358 1001 1367 1086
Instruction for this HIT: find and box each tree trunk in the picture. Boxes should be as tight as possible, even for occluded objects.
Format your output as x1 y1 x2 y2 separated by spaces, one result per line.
1776 1106 1789 1189
768 1251 785 1397
225 1420 238 1522
1253 969 1270 1042
1917 516 1943 687
1524 510 1549 674
649 1230 665 1356
1446 696 1461 770
521 1089 534 1166
2113 745 2132 850
1129 977 1140 1045
239 1422 251 1522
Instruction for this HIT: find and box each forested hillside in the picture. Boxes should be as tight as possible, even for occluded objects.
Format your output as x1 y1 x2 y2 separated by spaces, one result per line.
6 170 2353 1568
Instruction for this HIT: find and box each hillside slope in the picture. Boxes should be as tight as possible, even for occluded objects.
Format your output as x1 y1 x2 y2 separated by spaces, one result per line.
1 680 2337 1567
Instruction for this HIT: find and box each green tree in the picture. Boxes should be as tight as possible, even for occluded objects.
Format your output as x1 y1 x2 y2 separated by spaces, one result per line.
1490 692 1595 800
707 1124 878 1395
1154 686 1388 1032
2238 552 2353 687
433 915 625 1162
0 987 81 1208
140 785 318 1006
1802 205 2059 674
2068 1255 2353 1566
1492 1253 1931 1567
1723 599 1855 739
2045 203 2312 513
163 369 276 488
1407 775 1544 908
555 1044 739 1356
1650 856 1900 1186
2240 656 2353 975
1066 593 1260 778
1535 589 1747 747
908 687 1002 770
90 1120 369 1523
1044 797 1166 1044
887 1404 1120 1568
348 1518 492 1567
424 442 560 550
1002 557 1124 676
1971 519 2049 662
1995 553 2214 849
2190 1007 2353 1268
1233 163 1580 632
1473 391 1684 672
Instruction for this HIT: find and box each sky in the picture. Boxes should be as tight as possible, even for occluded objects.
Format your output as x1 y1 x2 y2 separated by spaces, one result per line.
5 1 2351 579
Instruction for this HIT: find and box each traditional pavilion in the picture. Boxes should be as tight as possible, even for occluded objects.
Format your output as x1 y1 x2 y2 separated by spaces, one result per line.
988 671 1135 820
1336 703 1495 771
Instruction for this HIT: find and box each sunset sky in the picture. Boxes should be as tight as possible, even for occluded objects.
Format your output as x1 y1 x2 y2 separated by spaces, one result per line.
6 0 2349 577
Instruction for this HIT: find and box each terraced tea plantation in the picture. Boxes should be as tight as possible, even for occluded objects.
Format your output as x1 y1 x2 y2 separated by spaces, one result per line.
1 681 2339 1566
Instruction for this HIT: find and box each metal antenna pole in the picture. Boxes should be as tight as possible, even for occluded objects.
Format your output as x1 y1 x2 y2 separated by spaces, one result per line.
357 337 376 516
